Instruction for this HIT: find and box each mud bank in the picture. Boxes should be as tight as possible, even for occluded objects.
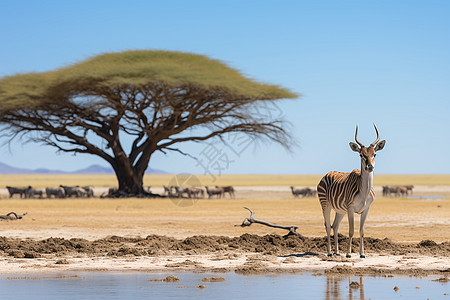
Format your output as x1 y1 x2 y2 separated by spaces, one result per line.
0 234 448 275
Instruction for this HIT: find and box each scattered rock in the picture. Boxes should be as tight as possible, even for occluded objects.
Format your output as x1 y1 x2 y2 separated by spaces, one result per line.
419 240 437 247
393 286 399 292
235 259 268 275
55 259 70 265
202 277 225 282
433 277 449 283
197 285 206 289
210 268 228 273
148 275 180 282
165 259 201 268
163 275 180 282
8 250 25 258
282 256 296 264
24 252 41 259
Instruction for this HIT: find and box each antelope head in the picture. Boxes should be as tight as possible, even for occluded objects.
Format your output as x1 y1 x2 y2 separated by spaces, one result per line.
349 124 386 172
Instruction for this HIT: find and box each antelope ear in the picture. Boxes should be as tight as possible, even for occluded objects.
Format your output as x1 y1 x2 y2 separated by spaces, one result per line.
374 140 386 152
349 142 361 152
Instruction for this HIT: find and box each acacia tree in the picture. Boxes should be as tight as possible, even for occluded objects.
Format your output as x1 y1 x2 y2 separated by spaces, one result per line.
0 50 298 195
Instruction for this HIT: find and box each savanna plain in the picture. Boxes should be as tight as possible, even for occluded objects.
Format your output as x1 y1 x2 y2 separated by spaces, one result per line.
0 174 449 277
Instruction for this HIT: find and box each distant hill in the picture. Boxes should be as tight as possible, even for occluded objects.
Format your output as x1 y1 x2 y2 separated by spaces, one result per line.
0 162 167 175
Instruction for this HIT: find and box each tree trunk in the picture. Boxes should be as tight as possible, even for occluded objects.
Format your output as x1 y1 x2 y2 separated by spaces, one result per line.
108 141 159 197
109 151 147 196
104 132 152 196
115 168 145 195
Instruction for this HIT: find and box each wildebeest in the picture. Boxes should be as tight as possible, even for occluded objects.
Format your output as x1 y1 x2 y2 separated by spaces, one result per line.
205 186 223 199
59 185 86 198
82 186 94 198
404 185 414 195
45 187 65 198
163 186 179 198
6 186 29 198
174 186 192 198
169 186 203 198
189 187 204 198
291 186 315 198
382 185 408 197
25 186 43 198
217 186 235 198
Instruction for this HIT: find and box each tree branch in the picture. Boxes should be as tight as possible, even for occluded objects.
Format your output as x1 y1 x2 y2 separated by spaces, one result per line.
0 212 28 220
236 207 302 237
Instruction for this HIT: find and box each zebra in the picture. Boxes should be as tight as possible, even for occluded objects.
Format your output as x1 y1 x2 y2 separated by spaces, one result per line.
317 124 386 258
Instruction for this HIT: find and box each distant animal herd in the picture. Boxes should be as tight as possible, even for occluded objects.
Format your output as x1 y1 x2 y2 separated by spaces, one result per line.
382 185 414 197
3 184 414 199
163 186 235 199
290 185 414 198
290 186 316 198
5 185 94 199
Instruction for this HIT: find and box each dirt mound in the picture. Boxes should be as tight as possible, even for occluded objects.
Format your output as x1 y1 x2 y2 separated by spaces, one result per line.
202 277 226 282
148 275 180 282
0 234 448 259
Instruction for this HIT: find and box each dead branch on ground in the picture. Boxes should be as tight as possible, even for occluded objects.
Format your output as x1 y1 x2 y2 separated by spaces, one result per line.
236 207 302 237
0 212 27 220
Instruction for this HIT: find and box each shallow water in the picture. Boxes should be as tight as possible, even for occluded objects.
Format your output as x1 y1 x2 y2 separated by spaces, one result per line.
408 195 448 200
0 272 448 299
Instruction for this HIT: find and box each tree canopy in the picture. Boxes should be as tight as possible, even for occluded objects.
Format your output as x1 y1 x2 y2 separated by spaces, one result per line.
0 50 296 111
0 50 298 196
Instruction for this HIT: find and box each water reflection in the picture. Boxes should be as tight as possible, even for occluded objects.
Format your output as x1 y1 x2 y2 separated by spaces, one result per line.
349 277 365 300
0 272 447 300
325 276 365 300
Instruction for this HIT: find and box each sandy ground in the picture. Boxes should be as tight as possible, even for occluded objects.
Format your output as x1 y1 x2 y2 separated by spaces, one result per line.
0 185 449 275
1 251 448 277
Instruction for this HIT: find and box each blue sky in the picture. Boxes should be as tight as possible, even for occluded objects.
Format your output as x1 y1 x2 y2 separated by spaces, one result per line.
0 0 449 175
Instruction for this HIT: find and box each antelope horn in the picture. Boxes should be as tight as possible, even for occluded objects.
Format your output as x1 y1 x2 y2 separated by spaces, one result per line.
370 123 380 147
355 125 364 147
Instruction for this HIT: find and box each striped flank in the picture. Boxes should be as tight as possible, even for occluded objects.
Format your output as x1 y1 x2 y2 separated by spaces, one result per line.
317 169 374 214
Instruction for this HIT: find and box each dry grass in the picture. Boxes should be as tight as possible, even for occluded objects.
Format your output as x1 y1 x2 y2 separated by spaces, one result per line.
0 191 448 243
1 174 449 188
0 174 448 243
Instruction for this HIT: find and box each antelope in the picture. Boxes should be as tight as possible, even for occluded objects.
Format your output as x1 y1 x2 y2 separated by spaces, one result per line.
205 186 223 199
317 124 385 258
217 186 235 198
